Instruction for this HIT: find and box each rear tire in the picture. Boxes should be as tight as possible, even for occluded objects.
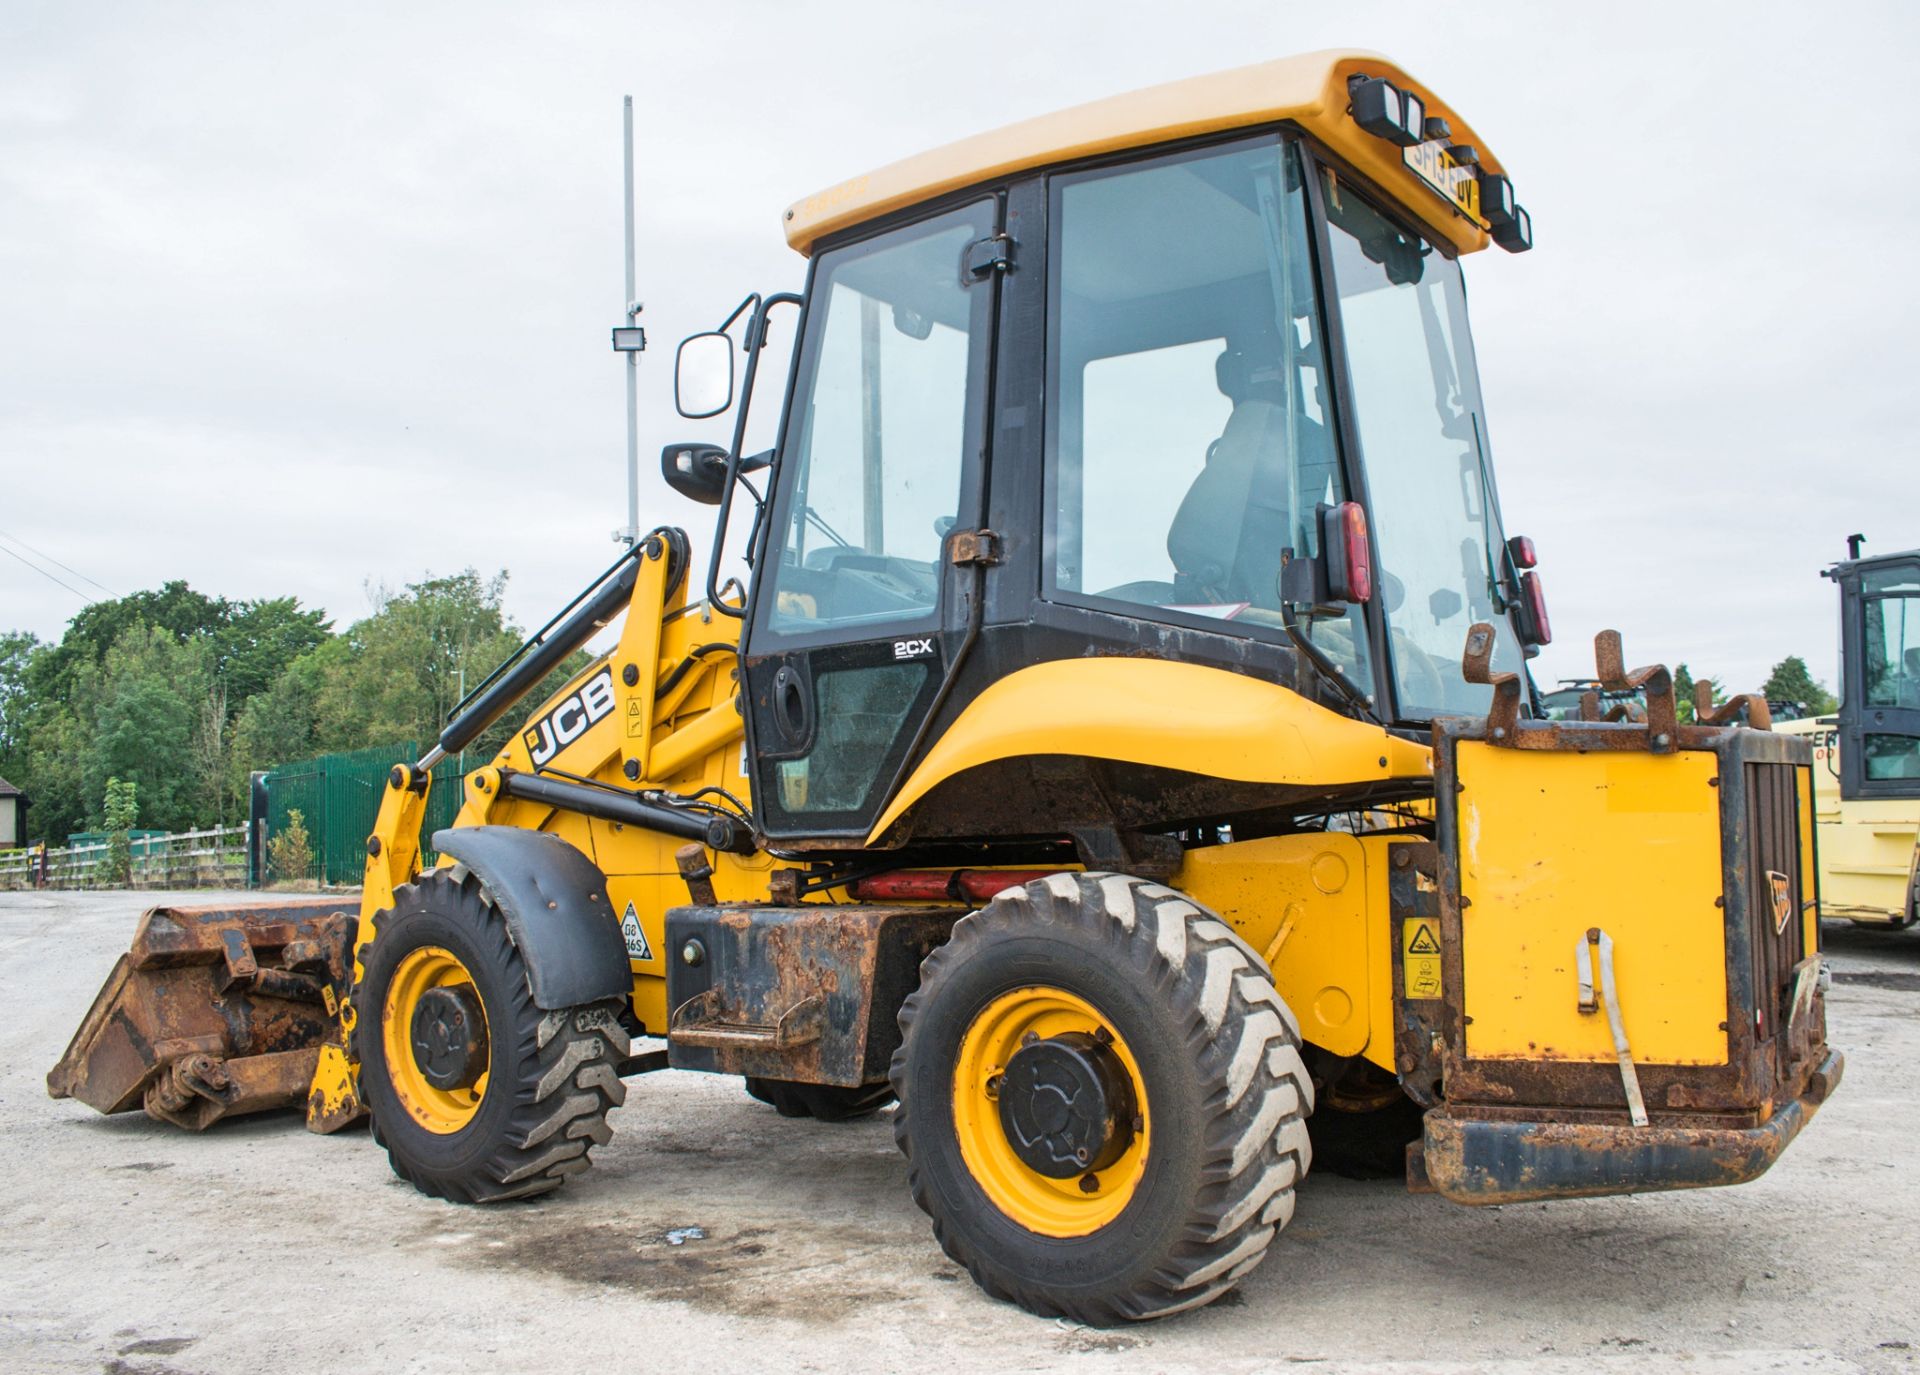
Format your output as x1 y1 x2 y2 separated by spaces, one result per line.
354 869 628 1203
744 1077 895 1121
892 872 1312 1324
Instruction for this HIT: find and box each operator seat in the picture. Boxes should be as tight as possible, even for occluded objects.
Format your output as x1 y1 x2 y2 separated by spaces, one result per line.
1164 346 1337 608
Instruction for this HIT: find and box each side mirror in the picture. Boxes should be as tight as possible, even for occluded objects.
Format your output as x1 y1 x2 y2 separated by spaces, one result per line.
660 442 732 506
675 332 735 419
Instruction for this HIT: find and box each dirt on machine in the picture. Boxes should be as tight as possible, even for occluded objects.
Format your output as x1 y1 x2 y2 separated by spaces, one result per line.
50 49 1843 1325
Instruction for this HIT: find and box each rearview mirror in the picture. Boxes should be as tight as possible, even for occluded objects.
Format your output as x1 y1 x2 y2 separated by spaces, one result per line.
675 332 735 419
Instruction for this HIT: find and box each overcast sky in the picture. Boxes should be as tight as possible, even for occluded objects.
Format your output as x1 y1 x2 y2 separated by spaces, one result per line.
3 1 1914 696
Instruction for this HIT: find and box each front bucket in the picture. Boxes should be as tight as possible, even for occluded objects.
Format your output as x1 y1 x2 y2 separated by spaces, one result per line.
48 900 356 1130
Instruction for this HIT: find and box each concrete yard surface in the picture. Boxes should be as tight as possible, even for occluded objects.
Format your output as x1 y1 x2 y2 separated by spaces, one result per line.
1 888 1916 1374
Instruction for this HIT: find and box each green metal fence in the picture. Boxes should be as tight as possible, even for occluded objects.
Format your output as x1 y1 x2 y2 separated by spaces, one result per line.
259 744 467 885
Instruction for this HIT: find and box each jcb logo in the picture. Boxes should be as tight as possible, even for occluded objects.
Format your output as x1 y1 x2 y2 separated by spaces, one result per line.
893 637 935 660
523 668 617 768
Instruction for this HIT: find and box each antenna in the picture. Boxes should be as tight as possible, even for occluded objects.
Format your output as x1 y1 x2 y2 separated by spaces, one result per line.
609 95 647 544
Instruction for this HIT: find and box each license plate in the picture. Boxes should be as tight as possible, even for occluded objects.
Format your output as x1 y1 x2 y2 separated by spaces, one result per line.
1403 140 1484 225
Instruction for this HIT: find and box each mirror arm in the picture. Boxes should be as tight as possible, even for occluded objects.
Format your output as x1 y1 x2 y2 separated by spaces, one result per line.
704 293 803 618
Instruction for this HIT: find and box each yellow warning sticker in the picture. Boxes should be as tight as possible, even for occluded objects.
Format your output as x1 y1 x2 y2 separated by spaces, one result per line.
626 697 646 737
1402 918 1443 1000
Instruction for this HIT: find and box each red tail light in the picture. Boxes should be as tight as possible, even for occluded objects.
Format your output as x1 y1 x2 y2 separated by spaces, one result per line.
1520 570 1552 646
1332 501 1372 604
1506 534 1537 569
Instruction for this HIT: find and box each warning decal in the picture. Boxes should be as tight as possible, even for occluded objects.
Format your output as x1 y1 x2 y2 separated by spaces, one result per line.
1402 918 1442 1000
620 901 654 962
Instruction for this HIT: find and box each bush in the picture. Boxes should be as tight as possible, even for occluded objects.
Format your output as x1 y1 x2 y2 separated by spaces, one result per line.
267 808 316 884
101 777 137 886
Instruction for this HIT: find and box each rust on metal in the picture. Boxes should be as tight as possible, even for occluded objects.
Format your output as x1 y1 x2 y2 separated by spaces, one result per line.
1459 621 1523 743
663 903 960 1086
1694 679 1775 731
48 900 355 1131
1593 628 1679 750
1421 1047 1843 1205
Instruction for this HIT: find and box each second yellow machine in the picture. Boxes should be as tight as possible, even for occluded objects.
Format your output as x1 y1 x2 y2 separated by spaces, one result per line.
52 51 1841 1324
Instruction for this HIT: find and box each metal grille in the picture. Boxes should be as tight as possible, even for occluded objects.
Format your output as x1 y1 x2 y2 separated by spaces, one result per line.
1744 762 1805 1041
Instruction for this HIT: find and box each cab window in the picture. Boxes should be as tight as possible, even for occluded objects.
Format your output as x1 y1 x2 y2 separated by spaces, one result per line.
765 201 994 636
1044 137 1369 690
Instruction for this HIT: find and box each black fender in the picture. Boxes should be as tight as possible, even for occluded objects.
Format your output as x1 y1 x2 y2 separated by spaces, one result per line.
429 826 630 1010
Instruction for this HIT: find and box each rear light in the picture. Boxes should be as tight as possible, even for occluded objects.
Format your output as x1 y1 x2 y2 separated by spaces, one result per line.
1506 534 1537 569
1520 570 1552 646
1324 501 1373 604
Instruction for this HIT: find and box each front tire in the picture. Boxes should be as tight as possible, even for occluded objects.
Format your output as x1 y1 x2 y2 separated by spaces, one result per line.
892 872 1313 1324
354 869 629 1203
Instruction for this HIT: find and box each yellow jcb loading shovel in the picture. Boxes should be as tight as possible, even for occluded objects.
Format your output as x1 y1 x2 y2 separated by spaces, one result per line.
51 50 1840 1325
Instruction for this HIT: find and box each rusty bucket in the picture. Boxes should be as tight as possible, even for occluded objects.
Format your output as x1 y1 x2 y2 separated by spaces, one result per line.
48 900 356 1130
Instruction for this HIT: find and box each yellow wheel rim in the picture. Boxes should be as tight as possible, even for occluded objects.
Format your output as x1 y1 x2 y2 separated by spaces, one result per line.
952 986 1150 1238
381 945 490 1134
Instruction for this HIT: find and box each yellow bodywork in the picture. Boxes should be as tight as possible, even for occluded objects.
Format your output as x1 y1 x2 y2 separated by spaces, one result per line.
870 658 1432 841
1454 743 1731 1066
785 50 1505 258
1777 718 1919 926
1178 832 1396 1071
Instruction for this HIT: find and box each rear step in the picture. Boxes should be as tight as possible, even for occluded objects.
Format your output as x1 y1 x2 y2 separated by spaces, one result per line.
48 900 356 1130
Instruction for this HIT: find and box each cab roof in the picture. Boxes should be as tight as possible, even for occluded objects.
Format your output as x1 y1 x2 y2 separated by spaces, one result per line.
784 50 1508 257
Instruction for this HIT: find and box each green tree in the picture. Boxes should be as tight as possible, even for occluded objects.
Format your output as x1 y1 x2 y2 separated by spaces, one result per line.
0 630 38 784
228 657 323 794
211 596 331 703
101 776 138 886
28 581 230 705
78 624 210 833
1761 656 1838 716
310 572 522 751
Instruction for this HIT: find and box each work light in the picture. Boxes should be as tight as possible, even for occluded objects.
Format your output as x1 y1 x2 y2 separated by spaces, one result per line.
1492 204 1533 253
1349 76 1422 148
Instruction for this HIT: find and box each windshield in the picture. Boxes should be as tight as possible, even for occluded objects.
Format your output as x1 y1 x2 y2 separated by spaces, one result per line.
1044 136 1370 691
1321 169 1524 719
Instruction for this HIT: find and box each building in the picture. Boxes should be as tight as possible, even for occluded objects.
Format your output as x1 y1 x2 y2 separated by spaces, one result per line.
0 776 24 849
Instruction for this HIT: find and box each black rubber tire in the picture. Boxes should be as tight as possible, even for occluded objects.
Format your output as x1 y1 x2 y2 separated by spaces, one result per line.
891 872 1313 1325
744 1077 896 1121
354 868 629 1203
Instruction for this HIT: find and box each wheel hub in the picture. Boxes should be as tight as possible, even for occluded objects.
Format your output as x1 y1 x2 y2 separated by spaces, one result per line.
409 984 487 1090
997 1030 1137 1177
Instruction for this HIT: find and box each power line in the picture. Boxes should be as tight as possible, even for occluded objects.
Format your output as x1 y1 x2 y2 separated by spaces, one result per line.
0 540 93 604
0 528 118 598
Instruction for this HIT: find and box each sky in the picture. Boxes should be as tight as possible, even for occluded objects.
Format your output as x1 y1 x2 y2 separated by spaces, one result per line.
2 0 1914 696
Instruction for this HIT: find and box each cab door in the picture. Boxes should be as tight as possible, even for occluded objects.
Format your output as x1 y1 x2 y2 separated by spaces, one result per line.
1839 555 1920 800
742 197 1002 843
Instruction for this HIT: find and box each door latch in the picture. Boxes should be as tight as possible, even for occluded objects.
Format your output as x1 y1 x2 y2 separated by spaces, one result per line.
949 529 1002 566
963 233 1014 279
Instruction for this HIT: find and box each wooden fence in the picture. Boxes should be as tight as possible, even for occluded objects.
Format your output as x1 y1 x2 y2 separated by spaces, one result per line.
0 824 250 892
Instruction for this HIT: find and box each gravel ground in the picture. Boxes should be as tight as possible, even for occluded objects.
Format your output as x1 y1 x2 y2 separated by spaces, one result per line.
1 887 1915 1375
